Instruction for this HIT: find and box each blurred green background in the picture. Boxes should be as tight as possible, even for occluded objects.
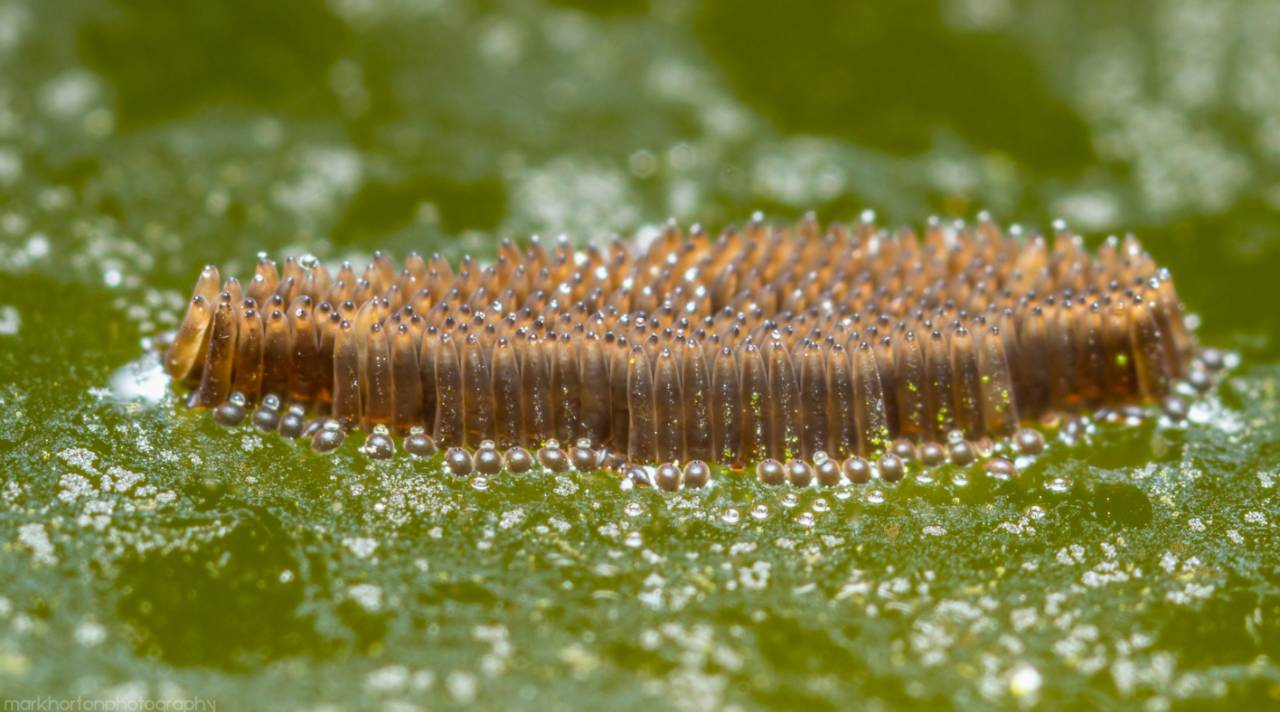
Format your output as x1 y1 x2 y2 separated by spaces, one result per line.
0 0 1278 709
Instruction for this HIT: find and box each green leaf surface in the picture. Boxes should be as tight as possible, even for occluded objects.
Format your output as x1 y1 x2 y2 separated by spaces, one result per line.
1 1 1278 709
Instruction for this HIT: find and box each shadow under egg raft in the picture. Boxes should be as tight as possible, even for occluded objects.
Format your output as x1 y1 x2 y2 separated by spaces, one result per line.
158 213 1223 491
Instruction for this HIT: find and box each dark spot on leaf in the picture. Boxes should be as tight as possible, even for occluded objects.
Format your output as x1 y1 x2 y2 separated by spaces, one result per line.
1159 584 1280 665
420 579 499 606
695 0 1093 175
114 507 327 669
332 173 506 243
549 0 650 15
79 0 349 129
1087 481 1152 528
334 596 389 655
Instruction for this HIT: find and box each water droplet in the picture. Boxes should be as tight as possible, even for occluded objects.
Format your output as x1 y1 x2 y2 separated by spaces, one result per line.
750 503 769 521
780 493 799 509
951 471 970 488
866 489 885 505
834 488 852 501
1046 477 1071 494
624 501 644 517
796 511 815 528
812 498 829 513
624 531 643 548
721 508 741 525
470 476 489 491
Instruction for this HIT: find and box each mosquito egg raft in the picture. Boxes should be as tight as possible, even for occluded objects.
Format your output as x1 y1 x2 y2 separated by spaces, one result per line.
155 213 1225 491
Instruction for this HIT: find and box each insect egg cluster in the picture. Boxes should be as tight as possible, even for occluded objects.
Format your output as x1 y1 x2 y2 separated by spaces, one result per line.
162 214 1217 490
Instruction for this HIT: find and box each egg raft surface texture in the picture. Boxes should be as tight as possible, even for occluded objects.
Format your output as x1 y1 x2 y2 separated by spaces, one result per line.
3 1 1280 711
164 216 1208 492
